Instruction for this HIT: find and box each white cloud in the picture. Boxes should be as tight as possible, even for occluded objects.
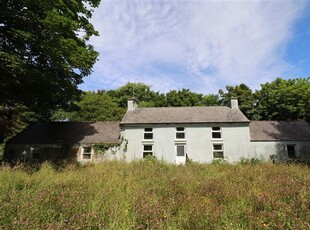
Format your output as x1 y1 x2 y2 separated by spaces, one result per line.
80 0 307 93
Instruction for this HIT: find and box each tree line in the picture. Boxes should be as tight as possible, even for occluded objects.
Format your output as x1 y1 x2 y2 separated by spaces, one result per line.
51 78 310 124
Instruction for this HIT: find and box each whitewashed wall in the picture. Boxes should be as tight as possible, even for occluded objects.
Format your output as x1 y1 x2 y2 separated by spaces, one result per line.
250 141 310 161
122 123 251 163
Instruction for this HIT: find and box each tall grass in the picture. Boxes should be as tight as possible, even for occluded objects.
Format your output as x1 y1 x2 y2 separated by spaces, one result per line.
0 160 309 229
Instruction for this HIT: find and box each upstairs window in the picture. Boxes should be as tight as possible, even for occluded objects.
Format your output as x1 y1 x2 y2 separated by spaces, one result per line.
176 127 185 139
213 144 224 159
144 128 153 139
212 127 221 139
83 146 92 159
143 145 153 157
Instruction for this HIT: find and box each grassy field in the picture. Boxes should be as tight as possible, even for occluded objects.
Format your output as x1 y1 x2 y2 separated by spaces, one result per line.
0 160 309 229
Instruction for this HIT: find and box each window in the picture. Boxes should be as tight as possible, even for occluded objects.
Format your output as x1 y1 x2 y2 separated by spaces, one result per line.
212 127 221 139
176 127 185 139
83 146 92 159
144 128 153 139
176 145 185 157
213 144 224 159
287 145 296 159
143 145 153 157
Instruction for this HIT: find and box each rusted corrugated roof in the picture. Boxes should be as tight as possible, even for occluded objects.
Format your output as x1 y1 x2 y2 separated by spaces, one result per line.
250 121 310 141
7 122 121 145
121 106 249 124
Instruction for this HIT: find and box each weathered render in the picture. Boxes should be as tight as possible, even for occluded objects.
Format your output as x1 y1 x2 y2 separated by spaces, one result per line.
4 122 124 163
249 121 310 161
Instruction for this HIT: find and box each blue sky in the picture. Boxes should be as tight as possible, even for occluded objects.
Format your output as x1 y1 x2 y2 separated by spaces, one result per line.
80 0 310 94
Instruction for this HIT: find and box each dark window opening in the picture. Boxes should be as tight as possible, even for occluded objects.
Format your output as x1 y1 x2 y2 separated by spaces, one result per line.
212 132 221 139
144 128 153 139
83 147 92 153
176 127 185 139
212 127 221 139
143 145 153 157
83 147 92 160
213 144 224 159
287 145 296 159
144 133 153 139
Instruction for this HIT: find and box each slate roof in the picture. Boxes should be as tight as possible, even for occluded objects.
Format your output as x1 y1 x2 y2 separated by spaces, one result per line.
250 121 310 141
121 106 249 124
7 122 121 145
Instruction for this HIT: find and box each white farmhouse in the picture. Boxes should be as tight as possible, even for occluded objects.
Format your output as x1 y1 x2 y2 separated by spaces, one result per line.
121 98 251 164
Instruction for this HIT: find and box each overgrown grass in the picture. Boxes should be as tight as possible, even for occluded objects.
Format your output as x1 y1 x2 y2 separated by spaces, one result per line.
0 160 309 229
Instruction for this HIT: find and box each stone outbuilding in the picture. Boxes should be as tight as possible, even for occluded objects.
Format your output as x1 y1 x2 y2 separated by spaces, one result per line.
4 122 123 163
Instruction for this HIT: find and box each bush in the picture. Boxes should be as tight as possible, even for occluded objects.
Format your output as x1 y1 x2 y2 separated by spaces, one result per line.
0 143 4 161
240 157 261 165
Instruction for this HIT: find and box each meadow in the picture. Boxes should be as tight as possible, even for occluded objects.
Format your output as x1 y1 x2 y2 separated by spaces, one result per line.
0 160 309 229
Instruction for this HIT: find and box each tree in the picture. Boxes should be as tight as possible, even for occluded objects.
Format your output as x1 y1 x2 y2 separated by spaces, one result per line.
201 94 220 106
0 0 100 121
219 84 257 119
106 83 159 108
165 89 218 107
53 92 125 122
254 78 310 121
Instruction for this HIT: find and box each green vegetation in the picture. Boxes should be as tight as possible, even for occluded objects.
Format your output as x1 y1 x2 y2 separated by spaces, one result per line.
0 0 100 138
0 161 309 229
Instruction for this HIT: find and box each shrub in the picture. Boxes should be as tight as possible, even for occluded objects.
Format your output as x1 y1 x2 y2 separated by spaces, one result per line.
240 157 261 165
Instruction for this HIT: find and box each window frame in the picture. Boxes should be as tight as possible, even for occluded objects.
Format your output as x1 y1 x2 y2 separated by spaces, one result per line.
213 143 224 159
212 127 222 139
82 146 92 160
143 144 153 158
144 128 153 140
176 127 185 139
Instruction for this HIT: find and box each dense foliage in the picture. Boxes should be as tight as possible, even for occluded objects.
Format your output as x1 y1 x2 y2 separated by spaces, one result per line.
53 78 309 123
0 161 309 229
0 0 100 138
254 78 310 121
